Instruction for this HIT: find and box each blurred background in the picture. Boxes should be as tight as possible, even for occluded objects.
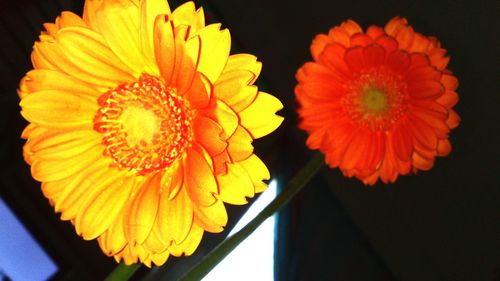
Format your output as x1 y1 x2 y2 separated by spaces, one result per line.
0 0 498 280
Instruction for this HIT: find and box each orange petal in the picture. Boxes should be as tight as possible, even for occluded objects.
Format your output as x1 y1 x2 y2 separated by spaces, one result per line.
319 44 351 81
327 27 350 47
154 15 176 84
408 80 444 99
391 124 413 162
437 139 452 156
310 34 331 61
375 35 398 54
387 50 411 74
366 25 385 40
344 46 365 73
408 114 438 150
139 0 171 73
446 109 460 129
363 44 386 68
193 116 227 157
184 145 217 206
350 33 373 47
227 126 254 162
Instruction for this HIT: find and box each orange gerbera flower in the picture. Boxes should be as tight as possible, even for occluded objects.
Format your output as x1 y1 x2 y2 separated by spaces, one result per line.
19 0 283 266
295 17 460 185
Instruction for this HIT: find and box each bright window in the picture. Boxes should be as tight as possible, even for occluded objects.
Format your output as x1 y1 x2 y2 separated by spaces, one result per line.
202 180 278 281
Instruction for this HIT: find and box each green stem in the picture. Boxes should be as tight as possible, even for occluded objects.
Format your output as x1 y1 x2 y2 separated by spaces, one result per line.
105 262 141 281
180 153 325 281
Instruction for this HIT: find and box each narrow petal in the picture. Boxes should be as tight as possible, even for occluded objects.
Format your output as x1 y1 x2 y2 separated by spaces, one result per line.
22 69 100 97
193 197 227 233
344 46 365 73
227 126 254 162
76 172 135 240
196 24 231 83
31 144 103 182
157 187 193 244
238 154 270 193
98 210 127 256
140 0 171 73
20 90 97 128
223 54 262 82
56 27 136 85
239 92 284 139
184 145 218 206
154 16 176 84
125 174 161 245
214 70 258 112
169 223 204 256
94 0 145 75
193 116 227 157
217 162 255 205
391 124 413 162
363 44 386 68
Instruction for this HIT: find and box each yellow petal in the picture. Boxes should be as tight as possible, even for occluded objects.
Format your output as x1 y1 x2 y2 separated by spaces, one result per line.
143 222 169 254
201 99 238 139
75 172 135 240
239 92 284 139
193 197 227 233
22 69 100 97
31 143 103 182
98 209 127 256
214 70 258 112
56 11 87 29
157 187 193 244
151 251 170 266
171 2 204 37
56 159 113 220
196 24 231 83
169 223 204 257
184 145 217 206
184 71 211 109
160 162 184 200
223 54 262 82
239 154 270 193
56 26 135 85
140 0 171 73
172 29 200 94
227 126 254 162
217 162 255 205
20 90 97 128
125 174 161 245
93 0 145 75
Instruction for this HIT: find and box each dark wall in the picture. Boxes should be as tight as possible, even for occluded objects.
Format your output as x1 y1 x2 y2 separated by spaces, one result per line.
0 0 498 280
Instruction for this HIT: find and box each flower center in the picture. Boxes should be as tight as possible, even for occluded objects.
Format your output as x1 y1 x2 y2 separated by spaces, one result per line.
93 74 192 175
343 69 408 131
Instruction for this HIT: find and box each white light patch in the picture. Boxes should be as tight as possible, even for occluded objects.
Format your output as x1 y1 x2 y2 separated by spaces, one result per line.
202 180 278 281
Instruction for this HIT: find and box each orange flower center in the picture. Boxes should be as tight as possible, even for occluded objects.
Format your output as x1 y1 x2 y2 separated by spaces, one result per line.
343 69 408 131
93 74 192 175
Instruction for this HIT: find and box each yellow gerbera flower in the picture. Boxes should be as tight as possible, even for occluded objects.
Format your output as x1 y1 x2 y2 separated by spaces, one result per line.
19 0 283 267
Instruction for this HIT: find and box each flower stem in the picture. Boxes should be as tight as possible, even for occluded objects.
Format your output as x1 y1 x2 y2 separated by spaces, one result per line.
105 262 140 281
180 153 325 281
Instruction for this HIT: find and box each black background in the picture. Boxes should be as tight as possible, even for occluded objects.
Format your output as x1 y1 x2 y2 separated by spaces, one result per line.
0 0 498 280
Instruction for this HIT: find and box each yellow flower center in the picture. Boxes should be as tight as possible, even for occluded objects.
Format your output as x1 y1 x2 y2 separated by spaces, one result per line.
94 74 192 175
343 69 408 131
361 87 388 114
